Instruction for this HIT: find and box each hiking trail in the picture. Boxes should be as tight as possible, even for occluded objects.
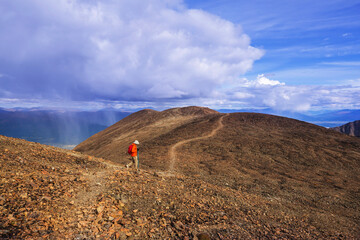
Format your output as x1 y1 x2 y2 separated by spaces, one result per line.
168 114 227 172
74 158 123 206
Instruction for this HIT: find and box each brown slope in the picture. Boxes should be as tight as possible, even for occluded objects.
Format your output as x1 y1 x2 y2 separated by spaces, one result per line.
75 107 360 237
0 135 336 239
74 106 219 166
2 134 360 239
0 135 288 239
332 120 360 137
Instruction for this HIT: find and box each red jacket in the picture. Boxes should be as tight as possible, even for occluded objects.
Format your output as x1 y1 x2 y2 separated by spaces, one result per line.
130 143 137 157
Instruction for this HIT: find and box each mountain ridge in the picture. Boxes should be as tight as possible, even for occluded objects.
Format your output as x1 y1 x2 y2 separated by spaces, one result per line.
74 106 220 160
332 120 360 137
74 106 360 237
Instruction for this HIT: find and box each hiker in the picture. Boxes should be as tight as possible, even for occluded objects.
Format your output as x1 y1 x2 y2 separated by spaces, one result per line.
126 140 139 171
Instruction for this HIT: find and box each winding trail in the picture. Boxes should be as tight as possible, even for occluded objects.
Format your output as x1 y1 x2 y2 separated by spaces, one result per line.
168 114 227 172
74 113 228 203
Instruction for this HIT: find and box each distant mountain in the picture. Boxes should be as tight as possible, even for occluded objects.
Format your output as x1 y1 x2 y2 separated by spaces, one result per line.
2 106 359 149
314 109 360 121
332 120 360 137
217 108 314 121
216 108 360 127
0 108 130 148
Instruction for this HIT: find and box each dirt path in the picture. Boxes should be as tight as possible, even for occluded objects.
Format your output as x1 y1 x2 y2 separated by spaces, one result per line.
73 113 227 203
168 114 226 172
74 158 123 206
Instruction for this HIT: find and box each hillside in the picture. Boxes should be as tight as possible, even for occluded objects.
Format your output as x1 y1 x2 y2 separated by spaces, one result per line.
75 106 360 238
4 136 360 239
332 120 360 137
74 106 219 162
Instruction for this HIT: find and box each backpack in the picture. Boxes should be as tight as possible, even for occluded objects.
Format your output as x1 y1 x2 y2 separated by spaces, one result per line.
128 144 133 154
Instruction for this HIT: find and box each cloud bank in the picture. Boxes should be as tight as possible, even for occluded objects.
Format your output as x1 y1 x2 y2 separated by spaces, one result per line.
229 75 360 112
1 0 359 112
0 0 263 102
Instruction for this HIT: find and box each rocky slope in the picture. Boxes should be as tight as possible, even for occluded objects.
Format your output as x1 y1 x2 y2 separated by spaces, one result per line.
4 135 360 239
332 120 360 137
74 106 360 238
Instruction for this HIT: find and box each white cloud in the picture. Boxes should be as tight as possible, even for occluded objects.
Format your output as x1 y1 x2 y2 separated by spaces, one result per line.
228 74 360 112
147 84 186 98
1 1 359 113
259 86 313 111
1 79 360 112
233 92 255 99
246 74 285 87
346 79 360 87
0 0 264 101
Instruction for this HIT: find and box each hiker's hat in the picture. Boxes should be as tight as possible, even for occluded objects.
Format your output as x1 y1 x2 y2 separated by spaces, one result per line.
134 140 139 144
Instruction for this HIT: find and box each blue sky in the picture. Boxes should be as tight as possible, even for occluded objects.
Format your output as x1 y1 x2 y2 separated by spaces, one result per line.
185 0 360 85
0 0 359 112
